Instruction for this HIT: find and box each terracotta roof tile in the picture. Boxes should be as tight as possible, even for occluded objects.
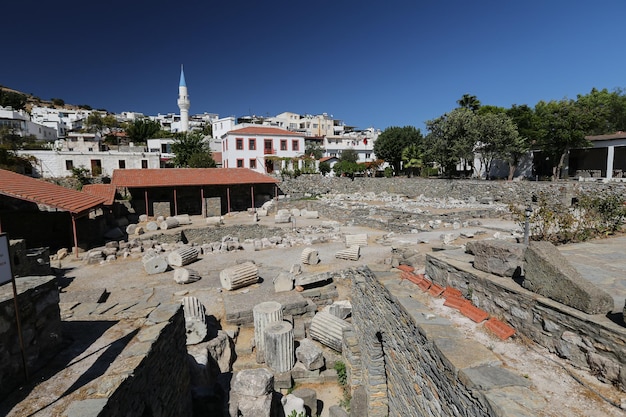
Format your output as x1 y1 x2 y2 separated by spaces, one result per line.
111 168 278 188
82 184 117 206
228 126 303 136
0 169 104 214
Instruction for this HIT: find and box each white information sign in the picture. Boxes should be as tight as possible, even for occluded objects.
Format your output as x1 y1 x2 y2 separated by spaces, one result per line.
0 233 11 285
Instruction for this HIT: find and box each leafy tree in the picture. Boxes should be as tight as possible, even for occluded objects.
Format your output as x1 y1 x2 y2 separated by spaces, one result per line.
534 99 593 180
0 90 28 110
424 108 477 177
188 152 217 168
305 141 325 159
339 147 359 163
0 126 23 150
401 143 423 177
319 161 331 176
505 104 537 180
576 87 626 135
333 160 363 179
473 112 520 180
51 98 65 107
170 131 215 168
457 94 481 112
124 119 162 143
373 126 423 174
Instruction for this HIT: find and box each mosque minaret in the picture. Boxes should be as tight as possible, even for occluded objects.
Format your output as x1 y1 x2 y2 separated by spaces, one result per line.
177 65 190 132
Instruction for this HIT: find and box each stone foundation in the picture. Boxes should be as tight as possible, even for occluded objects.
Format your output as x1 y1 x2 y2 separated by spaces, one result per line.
426 250 626 391
0 276 61 400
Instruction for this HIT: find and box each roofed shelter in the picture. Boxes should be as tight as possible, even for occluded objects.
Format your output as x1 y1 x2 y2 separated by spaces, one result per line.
111 168 279 217
0 169 105 257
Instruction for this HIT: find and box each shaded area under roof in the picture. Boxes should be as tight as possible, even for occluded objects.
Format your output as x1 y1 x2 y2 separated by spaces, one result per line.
111 168 278 188
0 169 104 215
82 184 117 206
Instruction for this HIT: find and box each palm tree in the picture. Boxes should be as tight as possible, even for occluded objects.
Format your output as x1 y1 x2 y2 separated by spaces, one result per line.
401 143 423 177
457 94 481 112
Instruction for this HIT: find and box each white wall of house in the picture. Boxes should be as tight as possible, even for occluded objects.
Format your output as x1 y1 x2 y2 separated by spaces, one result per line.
324 127 380 163
30 106 92 135
222 127 305 174
18 149 161 178
0 107 58 140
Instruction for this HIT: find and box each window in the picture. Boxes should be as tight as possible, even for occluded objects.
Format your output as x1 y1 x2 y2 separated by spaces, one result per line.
236 138 244 150
365 153 371 159
264 139 273 154
250 159 257 169
90 159 102 176
141 160 148 169
65 160 74 170
292 140 299 151
249 138 256 150
280 140 287 151
119 160 126 169
236 159 244 168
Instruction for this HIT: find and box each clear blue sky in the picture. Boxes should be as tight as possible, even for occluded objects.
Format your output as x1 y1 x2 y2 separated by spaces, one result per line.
2 1 624 131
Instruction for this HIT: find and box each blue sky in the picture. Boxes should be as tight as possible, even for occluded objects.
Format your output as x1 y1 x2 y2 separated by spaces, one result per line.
2 1 625 131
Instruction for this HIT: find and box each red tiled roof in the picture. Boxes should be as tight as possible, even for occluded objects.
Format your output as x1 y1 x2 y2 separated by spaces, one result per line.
228 126 303 136
319 156 338 163
0 169 104 214
111 168 278 188
586 131 626 141
82 184 117 206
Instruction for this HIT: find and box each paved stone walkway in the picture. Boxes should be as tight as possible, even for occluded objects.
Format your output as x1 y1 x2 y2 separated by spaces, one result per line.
559 236 626 312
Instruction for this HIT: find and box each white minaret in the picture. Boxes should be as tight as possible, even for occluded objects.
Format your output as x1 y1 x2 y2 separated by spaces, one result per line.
177 65 190 132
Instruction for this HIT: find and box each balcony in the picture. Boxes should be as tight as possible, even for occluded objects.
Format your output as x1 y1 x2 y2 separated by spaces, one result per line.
264 148 276 155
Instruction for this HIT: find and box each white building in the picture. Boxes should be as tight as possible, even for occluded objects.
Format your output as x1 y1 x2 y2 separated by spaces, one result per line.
222 126 305 174
324 127 380 163
30 106 93 138
20 149 160 178
0 106 58 141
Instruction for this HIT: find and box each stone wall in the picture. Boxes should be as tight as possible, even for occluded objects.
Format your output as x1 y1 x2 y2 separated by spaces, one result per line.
0 276 62 400
279 175 626 205
425 250 626 391
348 266 540 417
66 303 193 417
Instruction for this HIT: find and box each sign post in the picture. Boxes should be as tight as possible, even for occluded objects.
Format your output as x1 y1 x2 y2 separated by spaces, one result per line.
0 233 28 380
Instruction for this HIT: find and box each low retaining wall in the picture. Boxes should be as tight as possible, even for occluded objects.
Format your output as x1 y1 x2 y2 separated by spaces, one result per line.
66 303 192 417
348 266 541 417
0 276 61 400
426 250 626 391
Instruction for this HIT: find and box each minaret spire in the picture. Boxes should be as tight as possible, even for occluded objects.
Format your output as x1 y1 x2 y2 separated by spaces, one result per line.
177 65 190 132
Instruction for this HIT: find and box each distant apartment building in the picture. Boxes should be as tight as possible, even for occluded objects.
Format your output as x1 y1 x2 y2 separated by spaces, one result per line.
30 106 94 138
0 106 58 141
324 127 381 163
222 126 305 174
151 112 218 133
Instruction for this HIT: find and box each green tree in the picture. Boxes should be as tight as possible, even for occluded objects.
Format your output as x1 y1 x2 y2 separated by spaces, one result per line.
373 126 423 174
339 147 359 163
457 94 481 112
534 99 593 180
576 87 626 135
401 143 423 177
319 161 331 176
51 98 65 107
170 131 215 168
0 90 28 110
333 160 363 179
124 119 162 144
505 104 536 180
305 141 325 159
473 112 520 180
424 108 477 177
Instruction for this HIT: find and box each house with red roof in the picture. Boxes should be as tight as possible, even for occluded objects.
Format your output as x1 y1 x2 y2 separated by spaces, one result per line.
222 126 305 174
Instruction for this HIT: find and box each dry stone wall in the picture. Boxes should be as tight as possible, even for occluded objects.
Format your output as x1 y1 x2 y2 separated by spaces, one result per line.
0 276 61 400
426 250 626 391
348 266 540 417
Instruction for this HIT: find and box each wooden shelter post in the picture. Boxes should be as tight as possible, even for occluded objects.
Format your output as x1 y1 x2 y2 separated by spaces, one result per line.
227 187 231 215
251 185 255 210
200 187 205 217
174 188 178 216
71 214 79 258
144 189 149 217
